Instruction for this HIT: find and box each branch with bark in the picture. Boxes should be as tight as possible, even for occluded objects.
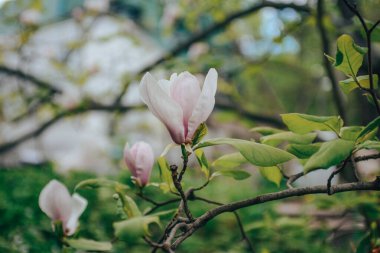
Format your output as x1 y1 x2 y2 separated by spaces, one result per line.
316 0 347 121
342 0 380 115
112 0 311 105
0 65 62 94
0 102 143 154
149 179 380 252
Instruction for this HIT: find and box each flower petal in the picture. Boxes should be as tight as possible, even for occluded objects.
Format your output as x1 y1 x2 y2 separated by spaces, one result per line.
124 145 136 177
139 72 185 144
38 180 73 222
187 68 218 139
354 149 380 182
170 72 201 135
64 193 88 236
134 142 154 186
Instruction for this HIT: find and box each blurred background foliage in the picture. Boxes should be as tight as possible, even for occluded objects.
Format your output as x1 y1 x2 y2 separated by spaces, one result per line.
2 164 380 253
0 0 380 252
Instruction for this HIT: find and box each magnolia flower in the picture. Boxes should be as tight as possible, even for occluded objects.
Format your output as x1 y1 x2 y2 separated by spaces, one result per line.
39 180 87 236
140 68 218 144
124 141 154 187
353 149 380 182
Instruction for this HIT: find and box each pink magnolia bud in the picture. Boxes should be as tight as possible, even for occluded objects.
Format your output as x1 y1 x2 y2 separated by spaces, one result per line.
124 141 154 187
353 149 380 182
38 180 87 236
139 69 218 144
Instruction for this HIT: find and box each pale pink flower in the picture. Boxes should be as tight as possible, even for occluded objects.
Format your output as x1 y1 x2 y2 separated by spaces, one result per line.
39 180 87 236
124 141 154 187
139 69 218 144
353 149 380 182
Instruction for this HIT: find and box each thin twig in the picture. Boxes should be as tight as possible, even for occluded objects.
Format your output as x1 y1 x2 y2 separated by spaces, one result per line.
354 152 380 162
171 180 380 250
286 172 304 189
369 19 380 34
342 0 380 115
178 146 189 182
170 165 194 221
327 157 350 195
143 198 181 216
193 180 210 191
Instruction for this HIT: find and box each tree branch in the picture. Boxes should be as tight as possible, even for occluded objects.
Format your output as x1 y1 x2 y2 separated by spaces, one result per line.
112 1 311 105
342 0 380 115
0 102 143 154
316 0 347 121
215 99 285 128
171 180 380 249
170 165 193 221
286 172 304 188
0 65 62 94
354 152 380 162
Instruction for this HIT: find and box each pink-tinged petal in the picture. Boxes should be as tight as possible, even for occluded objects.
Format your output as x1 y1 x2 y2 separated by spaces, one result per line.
170 72 201 135
124 143 138 178
64 193 88 236
134 142 154 186
38 180 73 222
187 68 218 139
139 72 185 144
354 149 380 182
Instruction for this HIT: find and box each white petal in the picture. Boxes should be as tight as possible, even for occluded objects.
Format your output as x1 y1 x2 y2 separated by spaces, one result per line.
64 193 88 236
38 180 73 222
134 142 154 186
124 142 138 177
354 149 380 182
158 79 171 95
139 72 185 144
170 72 201 134
187 68 218 139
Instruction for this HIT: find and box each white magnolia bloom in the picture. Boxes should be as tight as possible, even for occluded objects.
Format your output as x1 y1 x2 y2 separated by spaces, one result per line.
139 68 218 144
353 149 380 182
38 180 87 236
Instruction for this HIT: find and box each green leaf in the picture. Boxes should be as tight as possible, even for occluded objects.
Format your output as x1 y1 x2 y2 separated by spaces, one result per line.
286 143 322 159
250 126 284 136
260 132 317 147
211 169 251 180
212 152 248 170
157 157 176 193
304 139 355 172
191 123 208 146
339 75 378 94
194 149 210 179
363 93 380 107
195 138 295 166
259 166 283 187
330 34 367 77
115 192 142 218
355 232 371 253
64 238 112 251
356 116 380 143
340 126 364 141
324 53 335 63
281 113 343 134
114 216 160 241
355 140 380 152
74 178 129 192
